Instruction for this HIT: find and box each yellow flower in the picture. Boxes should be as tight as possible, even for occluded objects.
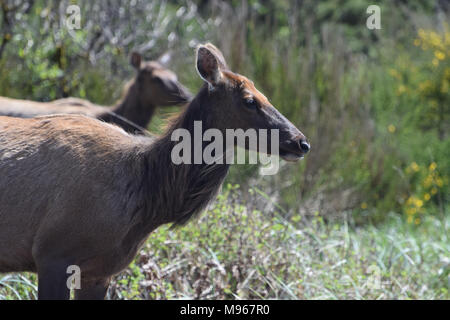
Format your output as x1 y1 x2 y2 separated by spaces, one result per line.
411 162 420 172
407 216 413 224
415 199 423 208
406 207 416 215
431 187 438 195
397 85 407 95
414 218 421 225
429 162 437 171
361 202 368 209
436 178 443 187
430 32 441 47
424 193 431 201
435 51 445 60
388 124 396 133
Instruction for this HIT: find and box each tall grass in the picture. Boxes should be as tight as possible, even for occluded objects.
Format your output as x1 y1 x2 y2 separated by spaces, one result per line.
109 186 449 300
1 186 447 300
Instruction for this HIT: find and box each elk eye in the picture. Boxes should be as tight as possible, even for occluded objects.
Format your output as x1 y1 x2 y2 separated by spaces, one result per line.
244 97 257 109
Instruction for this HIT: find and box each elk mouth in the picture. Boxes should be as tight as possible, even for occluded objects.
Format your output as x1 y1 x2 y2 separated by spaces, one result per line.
278 140 309 162
175 86 193 102
168 89 192 105
159 79 193 106
279 148 304 162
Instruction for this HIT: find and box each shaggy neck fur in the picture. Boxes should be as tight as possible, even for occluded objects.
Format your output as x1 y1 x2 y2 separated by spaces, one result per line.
135 84 230 230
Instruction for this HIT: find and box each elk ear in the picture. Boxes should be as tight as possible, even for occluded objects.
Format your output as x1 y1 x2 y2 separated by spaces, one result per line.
195 44 225 87
130 52 142 69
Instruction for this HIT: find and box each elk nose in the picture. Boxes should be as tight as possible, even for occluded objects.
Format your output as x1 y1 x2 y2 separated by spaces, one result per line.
300 140 310 153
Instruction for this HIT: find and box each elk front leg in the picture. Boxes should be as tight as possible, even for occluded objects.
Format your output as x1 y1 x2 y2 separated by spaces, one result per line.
37 261 71 300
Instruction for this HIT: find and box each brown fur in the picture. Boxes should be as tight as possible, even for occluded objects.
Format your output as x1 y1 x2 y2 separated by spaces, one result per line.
0 54 191 133
0 44 309 299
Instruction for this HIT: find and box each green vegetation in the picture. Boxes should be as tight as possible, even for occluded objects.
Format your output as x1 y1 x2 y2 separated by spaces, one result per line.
0 0 448 299
1 187 448 299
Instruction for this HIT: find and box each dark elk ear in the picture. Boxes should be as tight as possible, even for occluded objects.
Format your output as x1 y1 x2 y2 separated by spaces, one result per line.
195 43 227 87
130 52 142 69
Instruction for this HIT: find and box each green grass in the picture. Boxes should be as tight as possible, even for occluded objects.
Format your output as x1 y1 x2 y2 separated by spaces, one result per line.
1 186 448 300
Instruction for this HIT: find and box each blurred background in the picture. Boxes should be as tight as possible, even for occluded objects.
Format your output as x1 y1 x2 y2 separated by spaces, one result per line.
0 0 448 299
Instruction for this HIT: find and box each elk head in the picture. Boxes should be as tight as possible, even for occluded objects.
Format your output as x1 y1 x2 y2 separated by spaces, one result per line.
195 44 310 161
131 52 192 107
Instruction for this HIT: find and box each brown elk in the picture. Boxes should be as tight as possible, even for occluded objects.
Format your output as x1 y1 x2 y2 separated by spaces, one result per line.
0 43 310 300
0 52 191 133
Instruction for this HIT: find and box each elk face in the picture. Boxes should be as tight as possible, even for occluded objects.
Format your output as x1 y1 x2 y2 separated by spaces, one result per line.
195 44 310 161
131 52 192 107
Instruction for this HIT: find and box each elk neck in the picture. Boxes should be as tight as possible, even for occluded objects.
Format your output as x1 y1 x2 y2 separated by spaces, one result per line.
129 84 230 232
107 80 156 131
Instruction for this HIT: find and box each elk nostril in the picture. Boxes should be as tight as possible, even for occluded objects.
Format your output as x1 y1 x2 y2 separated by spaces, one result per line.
300 141 310 153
